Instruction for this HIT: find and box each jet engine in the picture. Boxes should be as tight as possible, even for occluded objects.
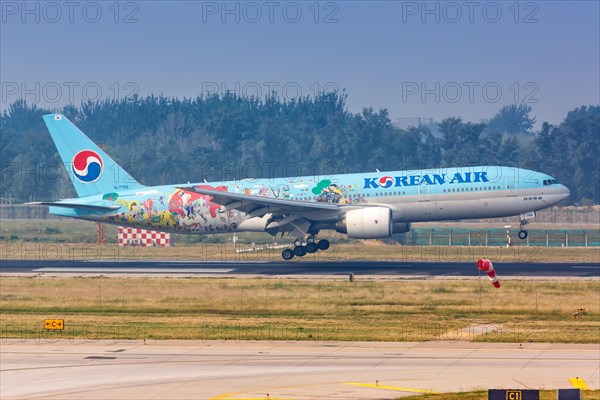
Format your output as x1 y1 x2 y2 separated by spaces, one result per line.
336 207 392 239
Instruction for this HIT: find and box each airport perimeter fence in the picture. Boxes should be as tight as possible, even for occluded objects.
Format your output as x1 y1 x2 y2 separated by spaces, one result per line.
482 205 600 225
391 227 600 247
1 205 599 247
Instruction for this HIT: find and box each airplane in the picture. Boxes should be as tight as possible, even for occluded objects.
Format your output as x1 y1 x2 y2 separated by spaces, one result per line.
30 114 571 260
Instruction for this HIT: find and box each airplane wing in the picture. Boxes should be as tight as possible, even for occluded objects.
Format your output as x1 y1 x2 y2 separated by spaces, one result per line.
177 186 342 222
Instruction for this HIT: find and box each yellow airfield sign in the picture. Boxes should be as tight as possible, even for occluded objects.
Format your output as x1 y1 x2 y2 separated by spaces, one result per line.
44 319 64 330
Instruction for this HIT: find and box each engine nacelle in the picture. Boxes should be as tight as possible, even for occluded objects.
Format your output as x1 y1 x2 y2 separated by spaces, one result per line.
392 222 411 234
336 207 392 239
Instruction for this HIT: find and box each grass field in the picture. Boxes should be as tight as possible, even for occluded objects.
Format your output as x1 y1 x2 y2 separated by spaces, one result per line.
400 390 600 400
1 278 598 342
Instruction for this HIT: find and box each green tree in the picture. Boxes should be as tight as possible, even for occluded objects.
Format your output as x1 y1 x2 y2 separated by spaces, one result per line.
486 103 536 135
438 117 486 166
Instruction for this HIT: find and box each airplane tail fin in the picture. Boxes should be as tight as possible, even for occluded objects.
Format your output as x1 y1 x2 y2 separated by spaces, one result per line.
43 114 144 197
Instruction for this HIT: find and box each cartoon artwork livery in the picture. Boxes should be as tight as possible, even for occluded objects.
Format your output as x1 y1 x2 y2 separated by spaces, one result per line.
101 186 242 233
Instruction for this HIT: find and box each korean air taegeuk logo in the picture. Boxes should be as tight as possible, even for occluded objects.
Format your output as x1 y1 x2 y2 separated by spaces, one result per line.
72 150 103 183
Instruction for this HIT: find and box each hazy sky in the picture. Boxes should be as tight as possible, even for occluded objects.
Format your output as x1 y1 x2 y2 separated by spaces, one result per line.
1 1 598 126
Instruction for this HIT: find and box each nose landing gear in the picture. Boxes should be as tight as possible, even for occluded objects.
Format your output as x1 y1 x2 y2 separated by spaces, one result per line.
518 219 529 240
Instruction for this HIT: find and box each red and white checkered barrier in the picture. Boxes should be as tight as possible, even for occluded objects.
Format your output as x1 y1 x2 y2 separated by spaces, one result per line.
118 227 171 247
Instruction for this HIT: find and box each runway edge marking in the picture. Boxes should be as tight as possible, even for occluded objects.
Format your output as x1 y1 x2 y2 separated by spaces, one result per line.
209 391 291 400
344 382 439 394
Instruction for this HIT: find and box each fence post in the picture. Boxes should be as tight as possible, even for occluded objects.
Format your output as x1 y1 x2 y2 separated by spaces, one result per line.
449 229 452 246
468 230 471 246
585 231 588 247
565 230 568 247
546 230 549 247
485 231 488 247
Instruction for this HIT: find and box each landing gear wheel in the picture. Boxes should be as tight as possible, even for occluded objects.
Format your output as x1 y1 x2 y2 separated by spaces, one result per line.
317 239 330 251
282 249 294 260
294 245 307 257
518 230 528 240
306 236 315 244
306 242 319 253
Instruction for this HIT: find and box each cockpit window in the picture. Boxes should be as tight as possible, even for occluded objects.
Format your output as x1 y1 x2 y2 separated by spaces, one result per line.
543 179 559 186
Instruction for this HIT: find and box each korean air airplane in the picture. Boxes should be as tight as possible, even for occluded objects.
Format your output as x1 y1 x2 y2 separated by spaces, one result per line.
32 114 570 260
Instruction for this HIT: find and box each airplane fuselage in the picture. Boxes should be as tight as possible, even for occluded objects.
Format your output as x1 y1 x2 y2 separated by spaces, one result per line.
49 166 570 234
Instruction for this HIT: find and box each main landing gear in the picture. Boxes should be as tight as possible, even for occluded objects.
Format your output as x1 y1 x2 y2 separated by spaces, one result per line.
518 219 528 240
281 236 330 260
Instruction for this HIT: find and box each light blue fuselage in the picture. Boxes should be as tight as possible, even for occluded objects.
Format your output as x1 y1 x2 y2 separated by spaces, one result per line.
50 166 570 234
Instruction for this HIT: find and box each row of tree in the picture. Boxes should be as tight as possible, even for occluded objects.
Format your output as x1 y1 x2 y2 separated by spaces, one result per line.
1 94 598 204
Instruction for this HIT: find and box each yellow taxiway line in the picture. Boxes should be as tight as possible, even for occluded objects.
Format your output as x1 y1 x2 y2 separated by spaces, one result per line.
569 377 590 390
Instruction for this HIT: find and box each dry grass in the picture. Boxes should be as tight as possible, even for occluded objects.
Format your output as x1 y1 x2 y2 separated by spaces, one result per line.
1 278 598 342
1 218 599 262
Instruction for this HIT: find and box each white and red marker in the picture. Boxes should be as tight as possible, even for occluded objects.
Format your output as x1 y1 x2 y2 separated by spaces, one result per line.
477 259 501 288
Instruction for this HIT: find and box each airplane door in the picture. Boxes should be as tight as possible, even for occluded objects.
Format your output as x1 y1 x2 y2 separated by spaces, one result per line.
418 182 430 202
505 179 518 197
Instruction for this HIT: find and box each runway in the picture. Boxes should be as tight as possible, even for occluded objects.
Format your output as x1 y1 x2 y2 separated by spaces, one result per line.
1 259 599 277
1 340 597 399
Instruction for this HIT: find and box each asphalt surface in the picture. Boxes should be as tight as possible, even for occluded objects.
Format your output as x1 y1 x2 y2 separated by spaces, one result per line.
2 340 598 399
1 259 599 277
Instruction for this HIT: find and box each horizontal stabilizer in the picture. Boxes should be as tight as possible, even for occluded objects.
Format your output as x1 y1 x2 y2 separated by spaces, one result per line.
26 201 121 212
